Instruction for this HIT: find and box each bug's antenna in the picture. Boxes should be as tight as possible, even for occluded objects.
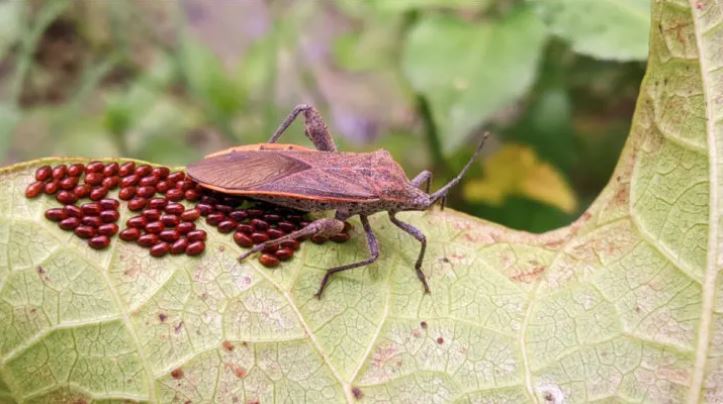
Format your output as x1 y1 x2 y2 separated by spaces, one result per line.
429 132 489 206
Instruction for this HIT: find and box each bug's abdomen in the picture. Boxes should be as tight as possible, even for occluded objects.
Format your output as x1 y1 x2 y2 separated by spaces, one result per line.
251 194 362 212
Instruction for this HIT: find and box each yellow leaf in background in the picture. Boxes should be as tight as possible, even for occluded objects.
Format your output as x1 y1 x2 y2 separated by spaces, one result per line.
463 143 578 213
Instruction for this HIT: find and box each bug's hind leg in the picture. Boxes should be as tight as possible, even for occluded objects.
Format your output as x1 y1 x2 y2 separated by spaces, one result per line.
410 170 432 193
268 104 337 151
238 217 345 261
388 212 430 294
315 215 379 299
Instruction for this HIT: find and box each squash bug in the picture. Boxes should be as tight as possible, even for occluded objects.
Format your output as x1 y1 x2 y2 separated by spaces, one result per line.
187 105 488 298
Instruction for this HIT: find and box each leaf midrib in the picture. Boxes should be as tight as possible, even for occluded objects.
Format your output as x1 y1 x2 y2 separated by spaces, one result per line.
687 1 720 402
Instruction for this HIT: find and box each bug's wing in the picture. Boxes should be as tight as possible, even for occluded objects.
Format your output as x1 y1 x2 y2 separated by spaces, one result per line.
187 151 312 190
187 150 378 200
267 166 377 199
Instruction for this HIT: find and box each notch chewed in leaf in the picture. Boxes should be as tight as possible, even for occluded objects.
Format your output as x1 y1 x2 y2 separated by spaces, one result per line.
0 0 722 402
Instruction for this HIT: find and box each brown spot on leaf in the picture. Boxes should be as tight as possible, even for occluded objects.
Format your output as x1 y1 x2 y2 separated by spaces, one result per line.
449 253 466 261
232 364 247 378
371 343 397 369
436 337 444 345
158 313 167 322
171 368 184 379
614 186 629 206
174 320 184 334
420 321 428 329
123 265 141 277
510 266 546 283
246 400 260 404
543 238 566 249
36 266 50 282
223 340 234 351
351 386 364 400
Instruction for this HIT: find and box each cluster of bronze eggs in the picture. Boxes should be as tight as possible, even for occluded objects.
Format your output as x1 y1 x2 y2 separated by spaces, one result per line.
43 199 120 249
26 161 209 256
119 198 206 257
193 192 351 267
26 161 350 267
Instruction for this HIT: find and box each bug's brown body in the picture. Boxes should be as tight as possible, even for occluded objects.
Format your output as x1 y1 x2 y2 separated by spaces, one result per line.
187 105 486 298
188 146 431 216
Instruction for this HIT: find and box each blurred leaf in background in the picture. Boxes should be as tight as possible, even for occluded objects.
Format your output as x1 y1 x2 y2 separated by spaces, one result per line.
0 104 20 159
0 1 23 61
464 143 577 213
402 5 547 155
529 0 650 61
364 0 492 13
0 0 649 233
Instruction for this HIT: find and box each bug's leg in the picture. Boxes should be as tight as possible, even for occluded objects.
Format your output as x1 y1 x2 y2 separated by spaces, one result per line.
268 105 307 144
388 212 430 294
410 170 432 193
315 215 379 299
238 217 345 261
268 104 337 151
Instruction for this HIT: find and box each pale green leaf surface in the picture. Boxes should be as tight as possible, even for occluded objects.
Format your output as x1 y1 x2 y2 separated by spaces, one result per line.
1 1 722 403
529 0 651 61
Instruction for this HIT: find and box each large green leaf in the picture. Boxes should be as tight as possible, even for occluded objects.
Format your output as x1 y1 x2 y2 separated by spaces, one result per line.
402 7 547 155
0 1 722 402
529 0 650 61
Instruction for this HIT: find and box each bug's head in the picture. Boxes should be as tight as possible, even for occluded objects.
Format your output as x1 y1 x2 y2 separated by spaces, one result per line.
425 133 489 209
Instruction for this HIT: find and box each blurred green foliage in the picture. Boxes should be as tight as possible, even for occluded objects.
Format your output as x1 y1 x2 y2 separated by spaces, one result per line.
0 0 648 233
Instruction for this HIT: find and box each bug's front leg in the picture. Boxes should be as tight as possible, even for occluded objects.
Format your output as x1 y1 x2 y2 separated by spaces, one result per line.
268 104 337 152
410 170 432 193
388 212 430 294
315 215 379 299
237 217 345 261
